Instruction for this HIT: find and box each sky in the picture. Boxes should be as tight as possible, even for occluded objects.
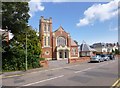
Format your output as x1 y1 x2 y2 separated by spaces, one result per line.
28 0 118 45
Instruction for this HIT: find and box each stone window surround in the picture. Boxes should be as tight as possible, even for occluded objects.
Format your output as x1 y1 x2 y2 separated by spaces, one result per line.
56 36 67 46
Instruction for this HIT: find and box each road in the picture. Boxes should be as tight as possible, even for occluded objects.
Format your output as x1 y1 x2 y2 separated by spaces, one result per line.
2 59 118 87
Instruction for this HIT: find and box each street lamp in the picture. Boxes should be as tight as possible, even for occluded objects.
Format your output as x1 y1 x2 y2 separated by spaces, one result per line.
25 31 27 71
25 25 30 71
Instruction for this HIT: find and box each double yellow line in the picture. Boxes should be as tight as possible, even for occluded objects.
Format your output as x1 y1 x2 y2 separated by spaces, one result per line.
111 78 120 88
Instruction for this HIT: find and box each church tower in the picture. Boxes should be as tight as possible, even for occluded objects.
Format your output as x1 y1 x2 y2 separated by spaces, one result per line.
39 16 52 60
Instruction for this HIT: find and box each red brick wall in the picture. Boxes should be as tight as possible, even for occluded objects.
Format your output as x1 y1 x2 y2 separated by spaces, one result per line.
41 47 52 59
70 46 78 57
69 57 90 64
52 36 56 59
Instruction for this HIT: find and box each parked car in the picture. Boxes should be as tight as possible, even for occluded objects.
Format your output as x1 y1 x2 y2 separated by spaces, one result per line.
90 55 104 63
108 54 115 60
101 54 110 61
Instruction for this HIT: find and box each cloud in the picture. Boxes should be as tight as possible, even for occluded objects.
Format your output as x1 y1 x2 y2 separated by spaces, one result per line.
109 27 118 31
28 0 64 17
28 0 45 17
76 0 119 27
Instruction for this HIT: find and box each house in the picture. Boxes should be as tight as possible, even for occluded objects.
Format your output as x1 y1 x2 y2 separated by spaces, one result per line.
39 16 79 60
0 29 9 43
80 41 96 57
91 43 119 54
91 43 107 54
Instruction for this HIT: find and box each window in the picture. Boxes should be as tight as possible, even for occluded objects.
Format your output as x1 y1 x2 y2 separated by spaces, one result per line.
48 36 50 46
45 51 49 55
44 23 50 32
48 24 50 31
44 24 47 32
72 48 76 55
44 36 47 46
57 37 66 46
44 36 50 47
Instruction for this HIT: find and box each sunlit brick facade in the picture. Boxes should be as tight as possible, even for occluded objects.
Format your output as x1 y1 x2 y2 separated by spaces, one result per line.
39 16 79 60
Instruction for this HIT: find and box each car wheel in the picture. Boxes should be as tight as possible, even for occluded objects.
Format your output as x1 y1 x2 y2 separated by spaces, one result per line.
98 60 100 63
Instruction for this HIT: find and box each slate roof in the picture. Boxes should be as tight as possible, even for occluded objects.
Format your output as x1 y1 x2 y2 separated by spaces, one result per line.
80 41 96 52
92 43 106 48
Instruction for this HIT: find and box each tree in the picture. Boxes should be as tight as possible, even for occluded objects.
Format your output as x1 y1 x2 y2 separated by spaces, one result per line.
2 27 42 71
2 2 42 71
2 2 30 36
114 49 119 55
112 49 115 54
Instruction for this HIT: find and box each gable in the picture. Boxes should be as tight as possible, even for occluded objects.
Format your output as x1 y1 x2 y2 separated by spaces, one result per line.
54 26 67 33
71 39 78 46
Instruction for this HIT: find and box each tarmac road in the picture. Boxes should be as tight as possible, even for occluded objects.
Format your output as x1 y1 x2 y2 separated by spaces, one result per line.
2 59 118 87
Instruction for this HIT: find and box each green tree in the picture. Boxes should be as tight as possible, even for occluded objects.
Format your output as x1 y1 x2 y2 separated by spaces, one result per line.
2 27 42 71
112 49 115 54
2 2 30 36
114 49 119 55
2 2 42 71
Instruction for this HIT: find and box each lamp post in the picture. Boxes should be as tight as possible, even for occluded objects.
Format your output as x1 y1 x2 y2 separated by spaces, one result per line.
25 31 27 71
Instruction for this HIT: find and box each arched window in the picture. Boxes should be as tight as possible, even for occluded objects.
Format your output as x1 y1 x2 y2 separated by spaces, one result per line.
57 37 66 46
44 24 47 32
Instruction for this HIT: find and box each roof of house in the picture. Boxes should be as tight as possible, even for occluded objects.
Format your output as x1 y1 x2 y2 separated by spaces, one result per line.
71 39 78 46
80 41 96 52
92 43 105 48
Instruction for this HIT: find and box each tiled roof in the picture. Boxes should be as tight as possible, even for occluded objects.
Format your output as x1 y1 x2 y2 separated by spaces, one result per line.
71 39 78 46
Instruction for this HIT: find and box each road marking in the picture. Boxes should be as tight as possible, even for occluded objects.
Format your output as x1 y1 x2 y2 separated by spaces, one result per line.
26 65 79 75
23 75 64 86
1 64 80 79
111 78 120 87
98 63 108 67
2 74 24 79
74 67 93 73
74 60 116 74
2 60 116 79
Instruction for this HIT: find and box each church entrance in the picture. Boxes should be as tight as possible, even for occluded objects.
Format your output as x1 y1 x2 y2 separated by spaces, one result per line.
58 50 69 60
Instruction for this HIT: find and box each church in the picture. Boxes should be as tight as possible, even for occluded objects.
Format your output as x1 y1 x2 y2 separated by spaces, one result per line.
39 16 79 60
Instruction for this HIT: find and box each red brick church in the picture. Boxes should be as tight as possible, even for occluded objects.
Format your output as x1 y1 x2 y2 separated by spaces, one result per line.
39 16 79 60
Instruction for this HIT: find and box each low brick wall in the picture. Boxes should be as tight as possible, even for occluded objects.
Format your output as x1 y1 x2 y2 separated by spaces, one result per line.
115 55 120 59
39 60 48 67
69 57 90 64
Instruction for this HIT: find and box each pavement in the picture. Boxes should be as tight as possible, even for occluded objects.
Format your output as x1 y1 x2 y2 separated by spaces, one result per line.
2 58 119 87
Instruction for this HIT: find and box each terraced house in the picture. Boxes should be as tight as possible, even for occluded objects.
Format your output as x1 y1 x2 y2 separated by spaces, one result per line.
39 16 79 60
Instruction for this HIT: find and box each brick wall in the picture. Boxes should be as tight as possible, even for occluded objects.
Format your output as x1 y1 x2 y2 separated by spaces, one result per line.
69 57 90 64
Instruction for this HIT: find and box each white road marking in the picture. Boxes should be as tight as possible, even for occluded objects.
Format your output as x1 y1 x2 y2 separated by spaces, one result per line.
74 60 116 74
3 60 117 79
23 75 64 86
74 67 93 73
28 64 80 74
